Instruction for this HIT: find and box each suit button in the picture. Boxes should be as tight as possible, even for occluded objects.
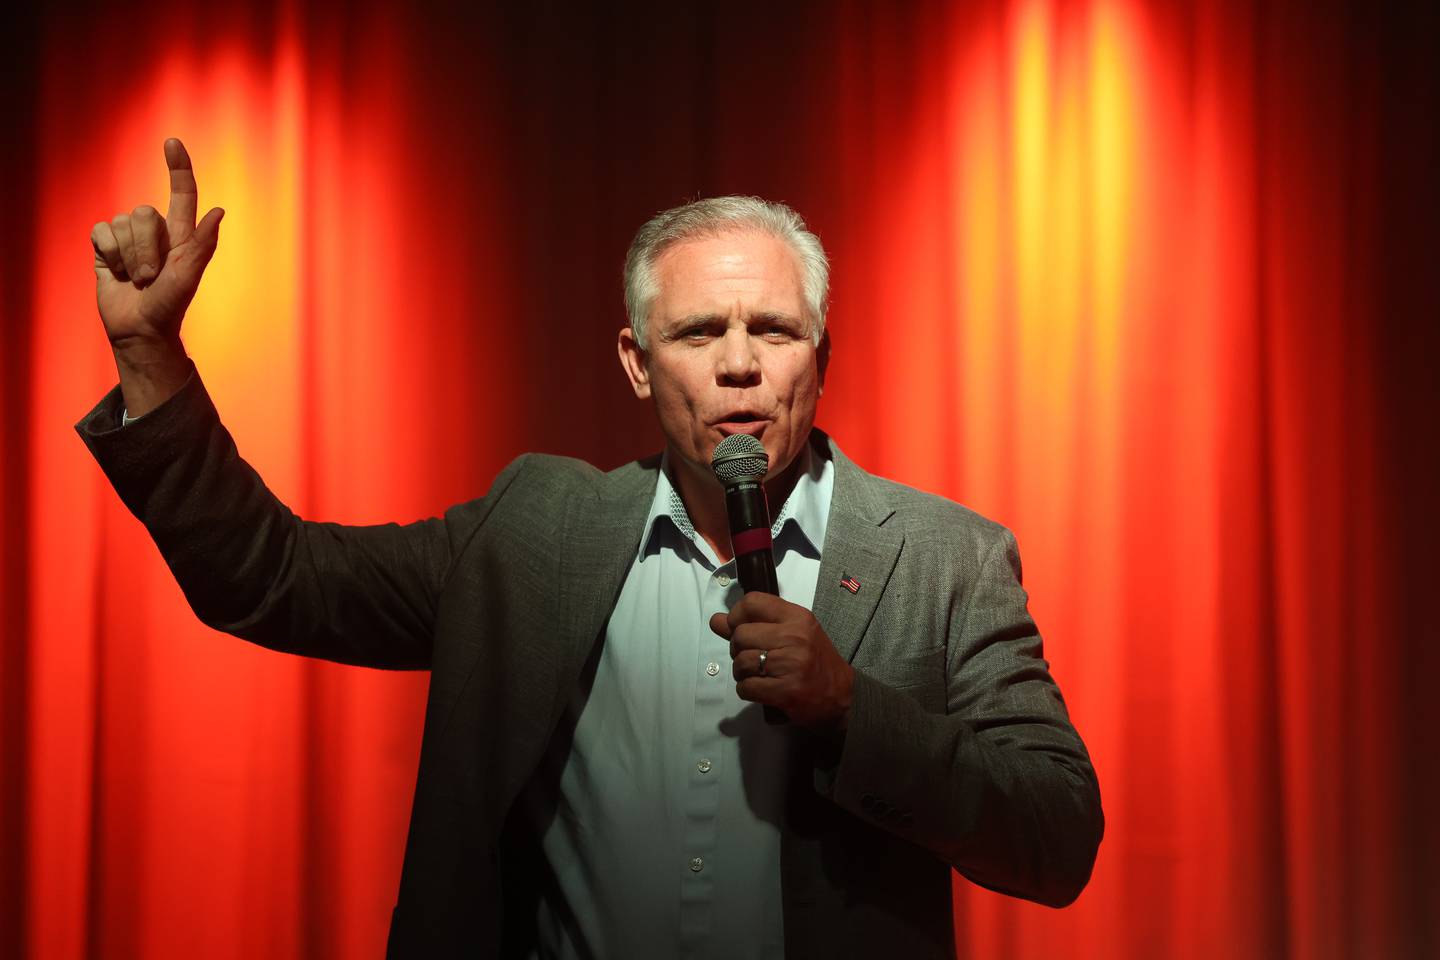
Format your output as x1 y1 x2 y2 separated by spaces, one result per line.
900 812 914 828
871 800 890 818
861 793 875 810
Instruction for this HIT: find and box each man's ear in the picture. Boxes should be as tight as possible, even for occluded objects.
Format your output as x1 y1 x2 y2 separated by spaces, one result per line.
618 326 652 399
816 328 831 397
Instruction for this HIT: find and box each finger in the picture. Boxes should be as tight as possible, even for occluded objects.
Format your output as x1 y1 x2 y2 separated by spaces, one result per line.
91 221 128 280
709 611 733 639
732 648 781 682
129 204 167 283
111 213 139 281
726 622 774 653
735 676 784 705
725 590 793 629
165 138 198 246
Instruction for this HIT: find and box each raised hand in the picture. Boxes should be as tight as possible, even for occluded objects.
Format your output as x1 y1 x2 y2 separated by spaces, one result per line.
91 137 225 347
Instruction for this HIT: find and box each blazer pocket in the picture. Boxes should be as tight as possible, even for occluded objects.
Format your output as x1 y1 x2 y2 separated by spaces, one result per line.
856 647 946 692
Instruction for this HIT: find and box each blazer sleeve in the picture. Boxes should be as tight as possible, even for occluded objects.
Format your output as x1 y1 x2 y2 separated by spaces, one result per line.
817 526 1104 908
74 359 527 669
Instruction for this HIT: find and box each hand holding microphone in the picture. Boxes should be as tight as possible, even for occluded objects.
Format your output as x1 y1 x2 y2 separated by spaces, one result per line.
709 434 786 725
707 435 855 732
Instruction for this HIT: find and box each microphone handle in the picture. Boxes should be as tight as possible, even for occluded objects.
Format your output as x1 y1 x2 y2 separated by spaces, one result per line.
736 550 785 726
725 482 787 726
735 550 779 595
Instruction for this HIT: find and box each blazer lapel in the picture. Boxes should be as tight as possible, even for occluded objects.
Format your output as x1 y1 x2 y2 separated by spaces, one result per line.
555 436 901 671
558 458 658 664
810 436 904 664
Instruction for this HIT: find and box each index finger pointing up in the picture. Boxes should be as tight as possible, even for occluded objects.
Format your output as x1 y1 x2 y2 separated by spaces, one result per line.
164 137 198 245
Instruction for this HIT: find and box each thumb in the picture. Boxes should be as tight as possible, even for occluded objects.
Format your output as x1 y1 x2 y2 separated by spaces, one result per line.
164 207 224 297
194 206 225 252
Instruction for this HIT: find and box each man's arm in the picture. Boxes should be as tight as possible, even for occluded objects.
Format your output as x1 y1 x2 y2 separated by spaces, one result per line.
76 355 528 669
818 527 1104 908
81 137 535 670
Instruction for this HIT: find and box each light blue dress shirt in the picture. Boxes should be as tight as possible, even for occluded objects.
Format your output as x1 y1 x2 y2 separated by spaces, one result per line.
519 443 834 960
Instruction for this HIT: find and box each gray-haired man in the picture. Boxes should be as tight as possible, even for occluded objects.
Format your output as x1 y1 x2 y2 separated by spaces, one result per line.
81 138 1102 958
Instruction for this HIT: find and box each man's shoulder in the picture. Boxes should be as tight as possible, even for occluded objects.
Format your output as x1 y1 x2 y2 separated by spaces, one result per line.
819 432 1012 559
860 470 1012 560
871 472 1003 534
491 450 659 506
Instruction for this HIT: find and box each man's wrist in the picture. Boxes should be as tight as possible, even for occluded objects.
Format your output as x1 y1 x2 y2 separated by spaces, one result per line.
112 335 190 419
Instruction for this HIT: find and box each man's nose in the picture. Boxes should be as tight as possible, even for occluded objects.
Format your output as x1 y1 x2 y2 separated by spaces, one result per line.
716 326 760 385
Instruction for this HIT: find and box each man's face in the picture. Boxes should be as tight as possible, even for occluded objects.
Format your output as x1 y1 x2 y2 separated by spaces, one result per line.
618 229 825 486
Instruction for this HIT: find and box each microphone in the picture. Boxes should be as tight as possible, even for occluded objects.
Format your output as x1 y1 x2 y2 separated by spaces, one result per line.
711 433 786 725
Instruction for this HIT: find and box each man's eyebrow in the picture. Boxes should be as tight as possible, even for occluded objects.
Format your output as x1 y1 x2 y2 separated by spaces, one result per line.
671 312 803 325
657 311 806 341
748 311 804 325
656 313 725 342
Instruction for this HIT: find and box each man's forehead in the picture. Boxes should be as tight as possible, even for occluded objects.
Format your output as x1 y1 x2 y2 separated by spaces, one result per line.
660 227 799 268
653 231 805 307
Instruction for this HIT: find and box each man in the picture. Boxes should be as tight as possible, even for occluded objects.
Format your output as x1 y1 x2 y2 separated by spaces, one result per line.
80 138 1103 959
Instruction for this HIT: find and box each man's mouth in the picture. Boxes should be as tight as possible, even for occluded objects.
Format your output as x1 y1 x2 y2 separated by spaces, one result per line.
713 412 770 437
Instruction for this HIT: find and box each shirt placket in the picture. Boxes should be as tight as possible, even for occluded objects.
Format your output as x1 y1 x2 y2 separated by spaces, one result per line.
678 545 742 956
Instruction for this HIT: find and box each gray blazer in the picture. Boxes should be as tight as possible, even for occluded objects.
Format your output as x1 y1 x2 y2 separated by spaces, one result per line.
76 361 1102 959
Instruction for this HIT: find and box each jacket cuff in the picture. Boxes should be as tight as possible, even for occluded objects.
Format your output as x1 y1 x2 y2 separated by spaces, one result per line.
72 360 215 520
815 669 938 837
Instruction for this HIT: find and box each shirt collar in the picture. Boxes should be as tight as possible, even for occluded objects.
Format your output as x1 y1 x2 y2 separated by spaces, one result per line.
639 442 832 564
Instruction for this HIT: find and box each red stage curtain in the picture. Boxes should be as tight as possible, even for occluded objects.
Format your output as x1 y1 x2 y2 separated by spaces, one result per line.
2 1 1434 957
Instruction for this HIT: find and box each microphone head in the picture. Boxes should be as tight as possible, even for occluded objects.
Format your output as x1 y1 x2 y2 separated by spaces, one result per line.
711 433 770 486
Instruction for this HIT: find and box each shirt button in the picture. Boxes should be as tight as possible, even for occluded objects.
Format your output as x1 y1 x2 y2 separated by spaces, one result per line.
706 661 720 677
716 573 732 586
697 758 712 774
689 857 704 872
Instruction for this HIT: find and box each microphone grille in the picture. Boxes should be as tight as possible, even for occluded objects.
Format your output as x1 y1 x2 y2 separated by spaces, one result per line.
710 433 770 485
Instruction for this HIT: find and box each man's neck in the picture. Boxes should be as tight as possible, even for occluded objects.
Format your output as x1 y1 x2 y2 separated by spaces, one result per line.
668 443 807 564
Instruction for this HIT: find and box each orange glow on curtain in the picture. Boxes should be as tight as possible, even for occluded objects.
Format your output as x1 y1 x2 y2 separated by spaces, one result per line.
932 2 1153 953
822 0 1424 956
21 5 516 957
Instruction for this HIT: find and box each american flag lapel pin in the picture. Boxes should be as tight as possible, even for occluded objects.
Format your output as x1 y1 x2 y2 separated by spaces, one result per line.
839 573 860 594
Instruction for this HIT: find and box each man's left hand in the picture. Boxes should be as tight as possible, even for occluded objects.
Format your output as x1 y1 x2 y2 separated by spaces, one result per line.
709 592 854 732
